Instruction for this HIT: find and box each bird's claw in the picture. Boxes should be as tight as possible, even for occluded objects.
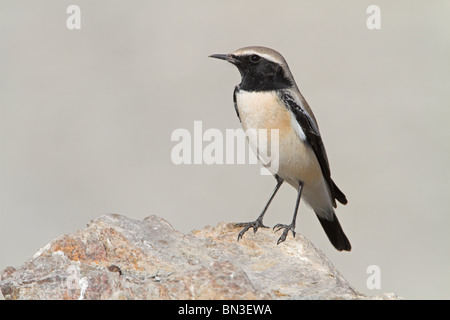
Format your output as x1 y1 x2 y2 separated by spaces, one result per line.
235 219 268 241
273 223 296 245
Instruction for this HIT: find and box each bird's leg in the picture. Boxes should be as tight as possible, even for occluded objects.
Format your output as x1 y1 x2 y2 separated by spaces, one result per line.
236 177 284 241
273 181 304 245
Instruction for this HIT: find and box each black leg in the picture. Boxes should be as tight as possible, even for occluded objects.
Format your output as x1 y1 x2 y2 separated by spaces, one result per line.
236 176 284 241
273 181 304 245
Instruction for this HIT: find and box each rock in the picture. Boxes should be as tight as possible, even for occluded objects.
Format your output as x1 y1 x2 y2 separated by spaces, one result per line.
0 214 398 300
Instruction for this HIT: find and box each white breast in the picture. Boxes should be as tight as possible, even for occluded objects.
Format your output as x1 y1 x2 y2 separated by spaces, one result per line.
236 90 286 131
235 89 334 212
235 89 323 186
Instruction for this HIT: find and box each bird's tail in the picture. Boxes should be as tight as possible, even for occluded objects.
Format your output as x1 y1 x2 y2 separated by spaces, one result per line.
316 211 351 251
332 180 347 205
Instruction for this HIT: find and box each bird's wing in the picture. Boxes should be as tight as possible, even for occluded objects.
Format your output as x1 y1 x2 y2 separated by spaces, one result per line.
233 86 241 121
279 90 347 207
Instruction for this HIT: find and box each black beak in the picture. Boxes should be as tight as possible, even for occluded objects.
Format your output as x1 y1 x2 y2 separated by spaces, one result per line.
209 53 238 64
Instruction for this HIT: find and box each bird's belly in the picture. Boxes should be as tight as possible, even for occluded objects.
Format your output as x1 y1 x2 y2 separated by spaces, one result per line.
235 90 322 185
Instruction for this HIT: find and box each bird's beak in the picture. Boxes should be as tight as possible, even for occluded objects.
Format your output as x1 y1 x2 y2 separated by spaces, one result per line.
209 53 238 64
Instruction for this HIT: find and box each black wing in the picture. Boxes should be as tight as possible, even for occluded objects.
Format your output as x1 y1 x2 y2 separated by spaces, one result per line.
280 91 347 207
233 86 241 121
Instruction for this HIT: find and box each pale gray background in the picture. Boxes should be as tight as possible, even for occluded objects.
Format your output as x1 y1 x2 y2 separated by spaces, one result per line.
1 1 449 299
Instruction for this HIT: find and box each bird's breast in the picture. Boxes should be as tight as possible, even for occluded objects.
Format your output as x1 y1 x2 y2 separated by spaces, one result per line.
235 89 322 184
235 90 291 133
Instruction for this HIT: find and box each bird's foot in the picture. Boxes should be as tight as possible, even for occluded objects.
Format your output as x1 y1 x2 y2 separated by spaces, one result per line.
235 218 268 241
273 223 296 245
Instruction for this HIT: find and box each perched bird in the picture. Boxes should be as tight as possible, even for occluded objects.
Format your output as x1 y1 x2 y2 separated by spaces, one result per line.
209 46 351 251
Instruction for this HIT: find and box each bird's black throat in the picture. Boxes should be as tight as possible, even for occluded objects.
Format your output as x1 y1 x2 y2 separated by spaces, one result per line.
233 55 293 92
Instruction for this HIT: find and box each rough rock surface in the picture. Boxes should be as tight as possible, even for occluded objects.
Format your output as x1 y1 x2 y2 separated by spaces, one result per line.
0 214 397 300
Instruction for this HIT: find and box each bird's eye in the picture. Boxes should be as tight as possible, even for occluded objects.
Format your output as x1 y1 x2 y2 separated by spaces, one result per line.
249 55 261 63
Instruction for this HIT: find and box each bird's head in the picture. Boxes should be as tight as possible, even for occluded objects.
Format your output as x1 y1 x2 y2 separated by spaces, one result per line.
209 46 296 91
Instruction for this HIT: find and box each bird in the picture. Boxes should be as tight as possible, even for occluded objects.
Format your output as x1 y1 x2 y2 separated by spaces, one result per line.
209 46 351 251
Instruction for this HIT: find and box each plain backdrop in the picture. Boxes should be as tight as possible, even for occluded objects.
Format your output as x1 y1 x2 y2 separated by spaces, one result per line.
1 1 449 299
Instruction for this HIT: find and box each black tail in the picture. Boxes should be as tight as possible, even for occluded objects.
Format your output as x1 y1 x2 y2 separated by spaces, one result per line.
316 212 351 251
332 180 348 206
